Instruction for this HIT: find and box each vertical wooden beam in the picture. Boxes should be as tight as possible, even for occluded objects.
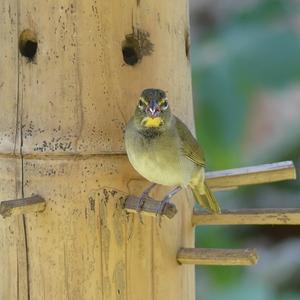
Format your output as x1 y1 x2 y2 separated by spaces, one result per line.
0 1 29 299
0 1 195 300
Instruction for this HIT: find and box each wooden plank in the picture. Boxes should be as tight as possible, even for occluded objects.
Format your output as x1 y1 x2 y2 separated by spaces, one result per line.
0 195 46 218
177 248 258 266
98 188 127 300
0 158 28 300
206 161 296 191
124 195 177 218
22 158 131 300
0 0 19 154
192 208 300 225
0 1 29 299
126 180 154 300
152 187 195 300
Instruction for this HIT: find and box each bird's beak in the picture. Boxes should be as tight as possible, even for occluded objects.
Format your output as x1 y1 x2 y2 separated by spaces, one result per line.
146 99 160 118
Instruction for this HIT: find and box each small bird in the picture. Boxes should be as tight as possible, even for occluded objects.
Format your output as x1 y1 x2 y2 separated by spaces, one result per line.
125 88 221 215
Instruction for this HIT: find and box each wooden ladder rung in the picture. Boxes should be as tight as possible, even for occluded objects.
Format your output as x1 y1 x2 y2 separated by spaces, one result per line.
177 247 258 266
0 195 46 218
192 208 300 225
206 161 296 191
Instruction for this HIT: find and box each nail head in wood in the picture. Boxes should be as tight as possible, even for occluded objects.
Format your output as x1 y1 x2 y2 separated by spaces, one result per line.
0 195 46 218
177 248 258 266
124 195 177 219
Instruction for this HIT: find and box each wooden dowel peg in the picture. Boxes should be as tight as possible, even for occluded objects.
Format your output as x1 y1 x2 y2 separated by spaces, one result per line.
192 208 300 226
0 195 46 218
206 161 296 191
177 248 258 266
124 195 177 219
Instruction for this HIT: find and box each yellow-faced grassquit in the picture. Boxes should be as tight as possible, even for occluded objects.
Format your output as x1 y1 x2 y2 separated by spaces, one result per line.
125 88 221 215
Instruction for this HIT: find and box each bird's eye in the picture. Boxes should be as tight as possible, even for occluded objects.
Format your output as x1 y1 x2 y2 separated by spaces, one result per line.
160 99 168 111
138 97 146 110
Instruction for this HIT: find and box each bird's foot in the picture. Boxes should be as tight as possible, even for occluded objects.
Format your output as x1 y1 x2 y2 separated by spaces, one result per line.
156 196 171 216
156 186 182 216
156 196 171 227
136 183 157 211
136 183 157 224
155 186 182 226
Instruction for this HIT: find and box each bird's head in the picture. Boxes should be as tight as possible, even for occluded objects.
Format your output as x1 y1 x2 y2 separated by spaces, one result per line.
134 88 171 129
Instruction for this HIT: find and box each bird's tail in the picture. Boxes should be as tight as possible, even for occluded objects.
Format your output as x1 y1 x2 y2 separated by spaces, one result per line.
191 181 221 214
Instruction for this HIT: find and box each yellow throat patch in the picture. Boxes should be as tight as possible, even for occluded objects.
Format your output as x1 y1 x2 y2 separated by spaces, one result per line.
141 117 164 128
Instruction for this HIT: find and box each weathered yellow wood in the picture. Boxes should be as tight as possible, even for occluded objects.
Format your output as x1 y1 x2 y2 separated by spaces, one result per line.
0 159 28 300
0 1 19 154
177 248 258 266
0 0 195 299
0 1 29 299
153 187 195 300
206 161 296 191
23 159 137 299
192 208 300 225
0 195 45 218
126 180 154 300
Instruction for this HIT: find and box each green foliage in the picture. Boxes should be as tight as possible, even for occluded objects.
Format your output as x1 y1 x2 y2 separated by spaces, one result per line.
192 0 300 169
192 1 300 299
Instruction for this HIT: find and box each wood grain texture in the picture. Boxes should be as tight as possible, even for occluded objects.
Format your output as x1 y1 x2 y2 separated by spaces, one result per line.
18 0 194 155
0 2 29 299
126 179 154 300
0 0 19 154
0 159 28 300
192 208 300 225
152 187 195 300
0 0 195 299
177 248 258 266
206 161 296 190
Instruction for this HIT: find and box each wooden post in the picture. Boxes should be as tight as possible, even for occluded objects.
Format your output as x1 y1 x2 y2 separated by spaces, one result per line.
0 1 194 300
177 248 258 266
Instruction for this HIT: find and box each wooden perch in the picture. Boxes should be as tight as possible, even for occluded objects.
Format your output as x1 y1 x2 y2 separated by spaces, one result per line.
125 195 177 219
124 161 296 218
177 248 258 266
192 208 300 225
206 161 296 191
0 195 46 218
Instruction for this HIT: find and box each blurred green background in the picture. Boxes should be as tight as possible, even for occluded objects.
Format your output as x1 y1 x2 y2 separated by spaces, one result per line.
189 0 300 299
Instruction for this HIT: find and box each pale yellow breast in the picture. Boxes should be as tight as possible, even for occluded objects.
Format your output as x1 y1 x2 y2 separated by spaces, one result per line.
125 120 196 186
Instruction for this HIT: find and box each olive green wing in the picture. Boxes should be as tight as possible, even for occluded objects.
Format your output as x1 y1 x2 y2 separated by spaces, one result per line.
175 117 206 167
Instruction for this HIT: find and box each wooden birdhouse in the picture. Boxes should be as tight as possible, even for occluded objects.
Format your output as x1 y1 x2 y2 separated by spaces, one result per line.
0 1 298 300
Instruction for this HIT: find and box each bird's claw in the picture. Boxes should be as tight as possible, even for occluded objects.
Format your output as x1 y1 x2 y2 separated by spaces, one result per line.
136 183 157 224
136 195 147 224
156 197 171 227
156 196 170 216
136 194 147 212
